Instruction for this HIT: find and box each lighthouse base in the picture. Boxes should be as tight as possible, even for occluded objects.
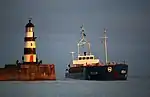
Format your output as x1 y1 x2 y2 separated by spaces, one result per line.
0 64 56 81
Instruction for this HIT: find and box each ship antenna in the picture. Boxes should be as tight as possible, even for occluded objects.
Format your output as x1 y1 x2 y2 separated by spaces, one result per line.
80 24 85 39
101 28 108 65
77 24 91 56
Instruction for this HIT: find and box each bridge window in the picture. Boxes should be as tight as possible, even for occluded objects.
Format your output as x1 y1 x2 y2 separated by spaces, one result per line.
79 57 82 60
86 57 89 59
83 57 85 60
90 57 93 59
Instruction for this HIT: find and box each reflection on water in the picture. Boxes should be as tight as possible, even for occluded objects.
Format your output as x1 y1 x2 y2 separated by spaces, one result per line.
0 76 150 97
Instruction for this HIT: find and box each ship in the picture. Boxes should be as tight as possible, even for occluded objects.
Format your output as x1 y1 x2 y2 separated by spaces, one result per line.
65 25 128 80
0 18 56 81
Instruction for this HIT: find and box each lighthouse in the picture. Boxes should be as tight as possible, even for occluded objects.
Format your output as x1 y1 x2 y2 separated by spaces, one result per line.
0 18 56 81
23 19 37 64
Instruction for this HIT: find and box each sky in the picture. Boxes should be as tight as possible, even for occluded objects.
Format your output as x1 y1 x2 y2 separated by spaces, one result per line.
0 0 150 79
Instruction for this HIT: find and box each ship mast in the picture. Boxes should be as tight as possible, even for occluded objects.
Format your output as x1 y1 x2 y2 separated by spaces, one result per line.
101 28 108 65
70 52 75 61
77 25 91 56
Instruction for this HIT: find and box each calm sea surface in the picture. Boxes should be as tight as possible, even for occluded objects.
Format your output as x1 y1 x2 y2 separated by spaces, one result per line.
0 77 150 97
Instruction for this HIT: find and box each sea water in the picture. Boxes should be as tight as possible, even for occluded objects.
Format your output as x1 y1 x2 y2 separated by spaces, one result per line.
0 76 150 97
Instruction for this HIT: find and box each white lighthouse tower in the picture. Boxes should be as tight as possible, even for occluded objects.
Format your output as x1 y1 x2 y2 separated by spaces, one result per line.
23 18 37 64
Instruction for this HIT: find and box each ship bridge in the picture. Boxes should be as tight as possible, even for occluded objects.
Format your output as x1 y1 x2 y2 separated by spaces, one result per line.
69 25 101 67
73 54 100 65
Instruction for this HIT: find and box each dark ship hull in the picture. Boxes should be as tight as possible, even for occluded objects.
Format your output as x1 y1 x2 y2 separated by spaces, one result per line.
0 64 56 81
65 64 128 81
